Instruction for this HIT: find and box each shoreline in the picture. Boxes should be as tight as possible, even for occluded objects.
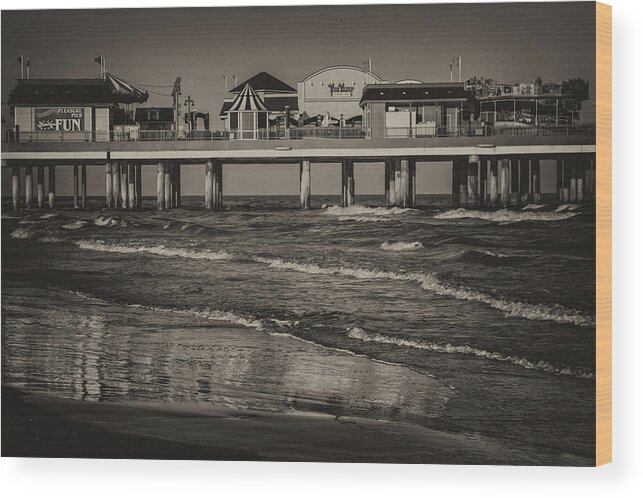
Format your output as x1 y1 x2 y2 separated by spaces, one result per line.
1 386 590 465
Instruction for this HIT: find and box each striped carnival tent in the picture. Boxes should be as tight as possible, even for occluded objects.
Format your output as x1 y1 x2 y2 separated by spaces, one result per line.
225 83 270 139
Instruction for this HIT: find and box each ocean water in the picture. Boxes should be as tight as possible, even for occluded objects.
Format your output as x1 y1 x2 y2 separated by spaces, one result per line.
1 194 596 464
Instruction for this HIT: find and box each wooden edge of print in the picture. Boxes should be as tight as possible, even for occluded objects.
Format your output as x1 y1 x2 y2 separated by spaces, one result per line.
595 1 612 467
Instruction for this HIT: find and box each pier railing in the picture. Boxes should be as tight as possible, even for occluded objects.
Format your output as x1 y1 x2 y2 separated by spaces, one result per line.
3 123 594 143
385 123 595 138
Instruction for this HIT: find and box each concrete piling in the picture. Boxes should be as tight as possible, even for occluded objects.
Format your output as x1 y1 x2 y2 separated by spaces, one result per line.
532 159 541 203
25 166 33 209
157 162 166 210
214 161 223 208
174 163 181 208
300 159 311 209
73 164 79 208
112 163 120 208
384 160 392 206
48 165 56 208
164 161 172 209
81 164 87 208
205 160 214 209
399 159 410 207
409 159 416 207
106 162 113 208
467 155 479 207
128 162 136 209
120 162 129 209
135 163 142 208
499 159 510 207
489 160 498 207
37 166 45 208
342 159 355 207
11 166 20 211
569 166 577 203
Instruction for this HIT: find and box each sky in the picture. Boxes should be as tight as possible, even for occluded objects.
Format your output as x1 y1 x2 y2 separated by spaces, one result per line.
1 2 596 196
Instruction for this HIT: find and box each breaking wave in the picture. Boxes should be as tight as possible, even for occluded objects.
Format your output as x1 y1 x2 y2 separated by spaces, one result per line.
434 208 578 223
61 220 88 230
346 327 594 379
555 204 581 212
253 257 594 327
70 290 264 330
75 240 233 261
325 205 413 217
521 204 546 211
94 215 126 227
10 227 65 243
380 241 424 252
10 228 35 239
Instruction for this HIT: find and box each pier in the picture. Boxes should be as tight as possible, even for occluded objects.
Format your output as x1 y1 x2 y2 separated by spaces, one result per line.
2 131 595 211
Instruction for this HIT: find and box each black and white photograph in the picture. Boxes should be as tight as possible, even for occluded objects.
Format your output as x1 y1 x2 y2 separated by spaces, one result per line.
1 1 601 467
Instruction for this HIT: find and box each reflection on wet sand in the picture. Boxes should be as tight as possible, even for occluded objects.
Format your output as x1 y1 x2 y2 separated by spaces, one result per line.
2 287 453 426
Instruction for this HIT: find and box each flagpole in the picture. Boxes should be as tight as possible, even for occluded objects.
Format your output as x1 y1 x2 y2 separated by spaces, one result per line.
459 56 462 83
19 55 24 79
26 57 30 79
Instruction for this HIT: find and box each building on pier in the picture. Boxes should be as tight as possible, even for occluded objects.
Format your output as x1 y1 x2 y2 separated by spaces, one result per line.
471 77 590 128
6 73 149 142
219 72 299 130
297 65 382 127
360 82 476 139
222 84 271 139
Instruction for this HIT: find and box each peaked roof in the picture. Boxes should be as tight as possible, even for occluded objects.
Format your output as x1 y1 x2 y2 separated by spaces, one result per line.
230 72 296 93
227 84 269 113
7 73 149 106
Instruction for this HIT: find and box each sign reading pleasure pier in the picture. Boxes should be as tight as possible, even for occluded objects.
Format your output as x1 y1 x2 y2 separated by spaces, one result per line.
35 107 85 132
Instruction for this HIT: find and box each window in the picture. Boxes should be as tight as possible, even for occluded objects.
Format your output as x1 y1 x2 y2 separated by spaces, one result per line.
257 113 267 129
230 113 238 129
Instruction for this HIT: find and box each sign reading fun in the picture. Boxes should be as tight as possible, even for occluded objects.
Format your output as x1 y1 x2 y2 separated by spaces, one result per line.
35 107 85 132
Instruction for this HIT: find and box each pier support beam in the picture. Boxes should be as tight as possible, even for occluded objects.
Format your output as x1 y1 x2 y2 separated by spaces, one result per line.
531 159 541 203
73 164 79 208
510 160 520 206
120 162 129 209
399 159 410 207
342 159 355 207
37 166 45 208
213 161 223 209
174 162 181 208
135 163 142 208
204 160 214 209
48 165 56 208
25 166 33 209
111 163 120 208
11 166 20 211
386 159 395 207
81 164 87 208
467 155 479 207
164 161 172 209
157 162 166 210
106 162 113 208
488 160 498 207
499 159 510 208
557 159 565 202
409 159 417 207
300 159 311 209
128 162 136 209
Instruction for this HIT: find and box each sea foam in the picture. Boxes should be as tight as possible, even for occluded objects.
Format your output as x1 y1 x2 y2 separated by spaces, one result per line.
253 257 594 327
346 327 594 379
325 205 413 217
434 208 578 223
380 241 424 252
75 240 233 261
